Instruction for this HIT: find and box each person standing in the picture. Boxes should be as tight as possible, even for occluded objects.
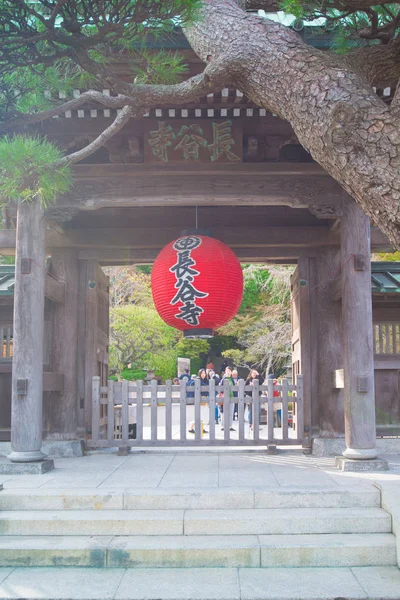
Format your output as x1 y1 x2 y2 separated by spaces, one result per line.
232 369 241 421
207 368 220 424
179 368 191 383
245 369 265 430
218 367 236 431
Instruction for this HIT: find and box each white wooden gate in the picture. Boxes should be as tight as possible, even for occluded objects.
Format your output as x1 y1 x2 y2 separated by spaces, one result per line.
90 376 303 447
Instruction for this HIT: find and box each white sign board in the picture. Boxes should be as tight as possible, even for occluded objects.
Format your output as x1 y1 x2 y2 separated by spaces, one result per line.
177 357 190 377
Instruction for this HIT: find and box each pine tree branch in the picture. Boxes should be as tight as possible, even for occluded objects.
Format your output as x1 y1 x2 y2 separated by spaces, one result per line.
56 105 138 165
0 60 230 133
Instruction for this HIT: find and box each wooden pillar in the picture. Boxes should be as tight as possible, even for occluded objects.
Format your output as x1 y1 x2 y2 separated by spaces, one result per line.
8 202 46 462
291 257 314 446
76 259 99 437
45 249 79 439
315 248 344 436
341 201 377 459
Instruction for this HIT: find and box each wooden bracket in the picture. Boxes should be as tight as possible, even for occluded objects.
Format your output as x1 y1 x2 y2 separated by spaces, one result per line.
16 378 28 395
20 258 31 274
357 376 369 393
354 255 366 271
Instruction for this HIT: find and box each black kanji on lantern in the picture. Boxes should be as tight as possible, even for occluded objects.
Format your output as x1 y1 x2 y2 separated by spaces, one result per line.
169 236 209 326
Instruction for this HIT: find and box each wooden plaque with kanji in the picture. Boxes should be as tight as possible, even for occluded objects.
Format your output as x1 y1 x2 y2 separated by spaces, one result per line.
144 120 242 164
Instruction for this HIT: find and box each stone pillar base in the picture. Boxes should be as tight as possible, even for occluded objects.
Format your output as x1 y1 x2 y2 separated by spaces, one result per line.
7 450 46 463
0 457 54 474
336 456 389 472
343 446 378 460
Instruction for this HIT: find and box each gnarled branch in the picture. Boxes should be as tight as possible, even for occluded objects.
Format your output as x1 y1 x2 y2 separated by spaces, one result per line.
1 59 231 133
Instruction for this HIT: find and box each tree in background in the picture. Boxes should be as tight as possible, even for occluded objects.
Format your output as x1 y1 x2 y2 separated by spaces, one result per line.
107 265 210 381
1 1 400 246
221 265 293 376
105 266 153 308
109 304 179 380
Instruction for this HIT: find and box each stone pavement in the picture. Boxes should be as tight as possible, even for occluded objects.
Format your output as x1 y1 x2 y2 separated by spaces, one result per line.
0 450 399 600
0 565 399 599
0 450 400 490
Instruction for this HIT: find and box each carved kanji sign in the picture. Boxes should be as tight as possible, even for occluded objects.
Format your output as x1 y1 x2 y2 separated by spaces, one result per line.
145 120 242 164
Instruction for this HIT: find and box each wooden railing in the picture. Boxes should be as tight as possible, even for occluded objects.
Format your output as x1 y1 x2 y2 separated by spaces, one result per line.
374 322 400 356
90 376 303 448
0 326 12 360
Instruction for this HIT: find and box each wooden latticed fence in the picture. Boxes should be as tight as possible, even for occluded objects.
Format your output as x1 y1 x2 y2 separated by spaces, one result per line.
90 376 303 448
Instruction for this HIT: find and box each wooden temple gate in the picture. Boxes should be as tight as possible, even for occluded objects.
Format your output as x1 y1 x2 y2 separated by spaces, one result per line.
0 35 398 460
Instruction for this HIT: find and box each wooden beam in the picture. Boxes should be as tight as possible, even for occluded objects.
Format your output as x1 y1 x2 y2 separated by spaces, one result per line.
45 273 65 304
59 226 341 249
78 247 320 263
374 356 400 369
0 225 392 254
54 163 346 212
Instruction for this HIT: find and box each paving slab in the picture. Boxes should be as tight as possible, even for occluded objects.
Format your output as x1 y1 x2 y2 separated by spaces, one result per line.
0 509 184 536
239 567 367 600
376 481 400 568
352 566 400 599
123 487 254 509
218 469 278 488
254 487 380 508
0 567 125 599
0 489 123 510
184 507 392 535
115 567 240 600
0 572 12 587
108 534 260 568
0 536 112 567
259 533 397 567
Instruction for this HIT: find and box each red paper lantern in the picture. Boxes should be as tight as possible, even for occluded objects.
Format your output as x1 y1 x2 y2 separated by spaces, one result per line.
151 234 243 337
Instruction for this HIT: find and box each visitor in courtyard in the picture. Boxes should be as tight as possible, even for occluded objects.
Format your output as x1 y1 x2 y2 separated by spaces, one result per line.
246 369 265 430
173 377 180 385
197 368 209 397
179 368 191 383
218 366 236 431
232 369 241 421
207 368 221 423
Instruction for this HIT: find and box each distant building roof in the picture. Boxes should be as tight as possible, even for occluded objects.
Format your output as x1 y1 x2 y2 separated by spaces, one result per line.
371 262 400 294
0 266 15 297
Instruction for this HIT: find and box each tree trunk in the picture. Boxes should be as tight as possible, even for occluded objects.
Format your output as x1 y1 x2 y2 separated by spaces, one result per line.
184 0 400 249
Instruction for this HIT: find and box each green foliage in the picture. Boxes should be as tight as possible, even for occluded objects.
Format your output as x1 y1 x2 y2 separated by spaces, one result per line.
175 338 210 359
131 50 188 84
279 0 400 52
374 251 400 262
0 136 71 207
121 368 147 381
109 304 178 376
148 350 180 381
219 265 293 374
0 1 202 122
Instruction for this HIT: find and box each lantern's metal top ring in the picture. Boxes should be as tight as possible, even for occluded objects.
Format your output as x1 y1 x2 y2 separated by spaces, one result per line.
184 328 214 339
180 228 212 238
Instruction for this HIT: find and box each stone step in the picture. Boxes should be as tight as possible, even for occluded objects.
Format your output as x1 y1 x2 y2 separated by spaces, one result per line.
0 533 396 568
1 566 400 599
0 486 381 510
184 507 392 535
0 507 391 536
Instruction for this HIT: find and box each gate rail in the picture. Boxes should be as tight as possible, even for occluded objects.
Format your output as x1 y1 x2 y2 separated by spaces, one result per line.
90 375 303 447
